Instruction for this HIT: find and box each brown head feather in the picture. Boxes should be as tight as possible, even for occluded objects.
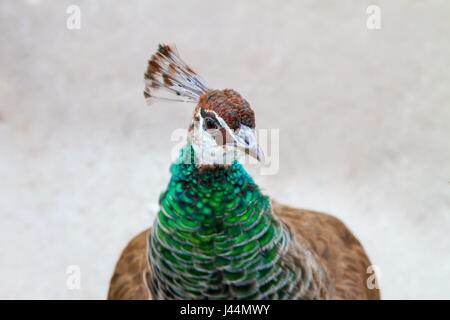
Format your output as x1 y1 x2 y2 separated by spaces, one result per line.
195 89 255 130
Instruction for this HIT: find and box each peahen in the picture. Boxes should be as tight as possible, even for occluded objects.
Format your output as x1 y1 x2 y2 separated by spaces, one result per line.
107 44 380 300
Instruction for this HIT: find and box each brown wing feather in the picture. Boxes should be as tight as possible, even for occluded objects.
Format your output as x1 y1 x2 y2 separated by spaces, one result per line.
272 201 380 300
107 229 152 300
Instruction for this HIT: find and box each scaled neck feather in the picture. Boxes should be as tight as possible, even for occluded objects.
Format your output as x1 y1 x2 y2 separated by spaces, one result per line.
147 145 322 299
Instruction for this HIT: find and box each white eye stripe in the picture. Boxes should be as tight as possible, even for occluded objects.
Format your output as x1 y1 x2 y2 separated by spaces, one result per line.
197 109 242 142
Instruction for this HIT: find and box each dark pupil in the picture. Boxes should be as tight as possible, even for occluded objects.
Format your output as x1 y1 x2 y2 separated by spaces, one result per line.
205 118 217 130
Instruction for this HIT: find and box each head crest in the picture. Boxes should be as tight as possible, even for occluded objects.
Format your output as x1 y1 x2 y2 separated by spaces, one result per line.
144 44 210 104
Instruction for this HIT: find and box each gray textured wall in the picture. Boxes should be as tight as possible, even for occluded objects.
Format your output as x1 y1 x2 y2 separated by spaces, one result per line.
0 0 449 299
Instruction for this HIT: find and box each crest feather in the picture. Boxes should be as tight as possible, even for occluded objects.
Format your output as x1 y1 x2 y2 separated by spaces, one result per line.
144 44 210 104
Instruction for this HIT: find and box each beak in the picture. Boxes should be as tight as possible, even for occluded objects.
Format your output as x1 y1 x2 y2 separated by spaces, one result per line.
231 125 265 164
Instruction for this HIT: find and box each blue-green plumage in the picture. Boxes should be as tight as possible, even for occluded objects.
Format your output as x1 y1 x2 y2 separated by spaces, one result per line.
148 145 301 299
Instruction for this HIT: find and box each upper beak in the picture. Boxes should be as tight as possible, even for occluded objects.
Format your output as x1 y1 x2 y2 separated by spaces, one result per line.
231 125 265 164
245 140 265 163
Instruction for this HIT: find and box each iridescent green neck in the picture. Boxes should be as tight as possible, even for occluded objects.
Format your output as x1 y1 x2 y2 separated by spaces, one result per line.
149 145 301 299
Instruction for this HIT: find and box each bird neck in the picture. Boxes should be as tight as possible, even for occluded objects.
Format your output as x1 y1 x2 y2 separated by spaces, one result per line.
148 144 304 299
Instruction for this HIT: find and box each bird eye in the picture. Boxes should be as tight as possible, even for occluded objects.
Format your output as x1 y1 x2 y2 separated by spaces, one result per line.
204 117 218 130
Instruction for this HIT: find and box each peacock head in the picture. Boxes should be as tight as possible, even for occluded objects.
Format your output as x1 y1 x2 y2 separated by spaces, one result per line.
144 44 264 166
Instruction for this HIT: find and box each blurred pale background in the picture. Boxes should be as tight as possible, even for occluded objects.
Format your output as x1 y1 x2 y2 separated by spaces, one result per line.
0 0 449 299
